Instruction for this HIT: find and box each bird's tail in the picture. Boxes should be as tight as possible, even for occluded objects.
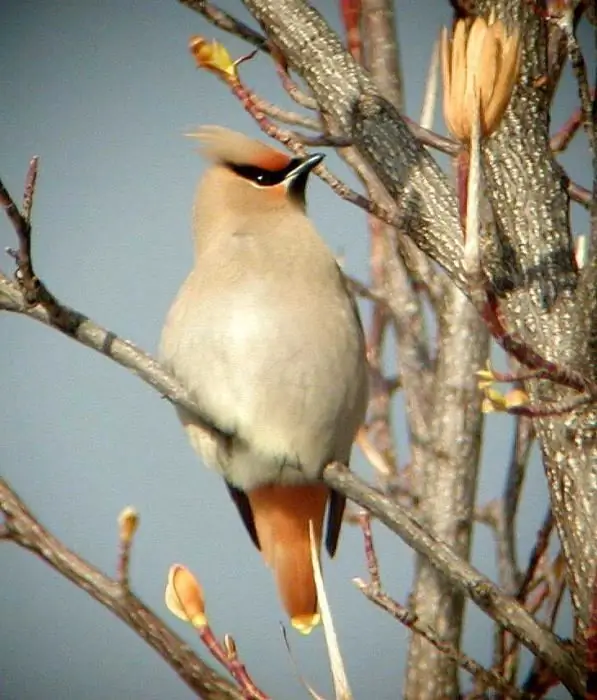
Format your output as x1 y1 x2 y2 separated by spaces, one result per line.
247 483 329 634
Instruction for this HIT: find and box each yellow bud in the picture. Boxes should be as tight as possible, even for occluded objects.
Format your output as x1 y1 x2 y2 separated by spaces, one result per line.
481 387 508 413
504 388 529 408
165 564 207 628
118 506 139 544
189 36 238 82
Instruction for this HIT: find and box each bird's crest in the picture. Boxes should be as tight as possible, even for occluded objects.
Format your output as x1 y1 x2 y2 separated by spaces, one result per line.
188 126 292 172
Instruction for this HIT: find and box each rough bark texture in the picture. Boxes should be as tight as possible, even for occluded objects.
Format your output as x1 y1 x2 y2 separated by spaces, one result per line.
477 0 597 636
406 290 487 700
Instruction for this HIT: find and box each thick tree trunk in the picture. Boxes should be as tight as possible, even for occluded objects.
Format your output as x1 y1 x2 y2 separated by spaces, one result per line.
406 289 487 700
477 0 597 636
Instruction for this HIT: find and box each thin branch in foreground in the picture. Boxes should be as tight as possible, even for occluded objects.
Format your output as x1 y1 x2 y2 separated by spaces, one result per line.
0 479 243 700
353 517 531 700
166 566 269 699
403 116 460 156
199 630 269 699
323 462 583 695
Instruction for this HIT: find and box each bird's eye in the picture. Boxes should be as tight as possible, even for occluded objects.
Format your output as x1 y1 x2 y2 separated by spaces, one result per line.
227 162 292 187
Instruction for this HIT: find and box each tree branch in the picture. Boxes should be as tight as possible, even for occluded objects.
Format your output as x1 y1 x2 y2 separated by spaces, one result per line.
0 479 243 700
322 462 582 696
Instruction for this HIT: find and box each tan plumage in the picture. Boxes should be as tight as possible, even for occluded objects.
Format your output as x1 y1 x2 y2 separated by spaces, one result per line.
159 126 368 632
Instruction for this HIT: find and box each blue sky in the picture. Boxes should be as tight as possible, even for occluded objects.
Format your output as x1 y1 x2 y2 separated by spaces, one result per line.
0 2 591 698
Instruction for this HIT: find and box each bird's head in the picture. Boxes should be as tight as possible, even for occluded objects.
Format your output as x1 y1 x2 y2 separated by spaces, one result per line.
190 127 324 228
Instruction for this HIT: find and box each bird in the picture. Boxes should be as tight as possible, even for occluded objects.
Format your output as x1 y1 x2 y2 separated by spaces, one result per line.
159 126 368 634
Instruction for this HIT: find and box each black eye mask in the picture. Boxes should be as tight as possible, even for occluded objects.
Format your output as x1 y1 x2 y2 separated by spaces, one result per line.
226 159 304 187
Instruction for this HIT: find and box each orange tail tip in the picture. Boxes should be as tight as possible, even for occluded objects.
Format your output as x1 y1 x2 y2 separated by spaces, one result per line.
292 612 321 635
247 484 329 630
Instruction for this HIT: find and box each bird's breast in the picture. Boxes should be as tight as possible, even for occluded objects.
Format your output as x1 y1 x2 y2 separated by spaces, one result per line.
160 269 366 487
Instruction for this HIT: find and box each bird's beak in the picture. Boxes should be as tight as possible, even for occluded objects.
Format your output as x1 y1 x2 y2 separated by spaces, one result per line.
283 153 325 201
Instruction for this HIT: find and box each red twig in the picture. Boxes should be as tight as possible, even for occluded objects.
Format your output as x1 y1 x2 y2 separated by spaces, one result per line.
273 60 318 110
550 95 589 152
359 513 381 590
198 629 270 700
340 0 362 62
456 149 470 231
481 292 597 396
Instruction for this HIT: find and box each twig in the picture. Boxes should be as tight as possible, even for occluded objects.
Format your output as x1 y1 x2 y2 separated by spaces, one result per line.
309 522 353 700
503 416 535 591
1 160 47 306
404 116 460 156
273 61 318 110
550 97 585 153
562 15 595 153
343 274 387 306
22 155 39 222
0 479 243 700
517 510 555 603
181 0 319 111
180 0 268 52
358 513 380 590
198 632 269 700
354 518 531 699
568 179 592 206
340 0 362 62
219 65 401 228
323 462 583 696
250 95 321 130
117 506 139 591
364 218 397 484
280 628 327 700
480 291 597 396
356 426 400 484
495 506 553 689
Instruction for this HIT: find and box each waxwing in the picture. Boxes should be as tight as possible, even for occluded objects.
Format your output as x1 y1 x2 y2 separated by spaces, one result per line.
159 126 368 633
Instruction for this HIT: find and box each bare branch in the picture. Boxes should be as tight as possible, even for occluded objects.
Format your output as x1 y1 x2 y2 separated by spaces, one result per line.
503 416 535 591
323 462 583 696
354 516 533 700
180 0 268 52
0 479 243 700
